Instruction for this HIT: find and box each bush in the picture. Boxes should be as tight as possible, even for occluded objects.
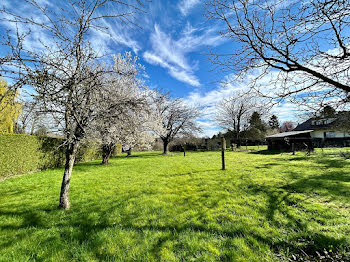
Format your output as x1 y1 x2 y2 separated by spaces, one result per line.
37 136 66 169
0 134 41 178
170 143 198 152
75 140 101 163
113 144 122 155
0 134 102 179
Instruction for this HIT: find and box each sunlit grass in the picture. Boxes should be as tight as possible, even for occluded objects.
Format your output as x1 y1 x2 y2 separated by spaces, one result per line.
0 149 349 261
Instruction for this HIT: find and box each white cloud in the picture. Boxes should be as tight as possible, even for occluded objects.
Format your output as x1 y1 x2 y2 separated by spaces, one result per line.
195 119 220 137
183 71 310 137
178 0 201 16
0 4 54 54
0 1 142 57
98 18 141 54
143 23 224 87
270 102 302 124
143 51 200 86
169 67 201 87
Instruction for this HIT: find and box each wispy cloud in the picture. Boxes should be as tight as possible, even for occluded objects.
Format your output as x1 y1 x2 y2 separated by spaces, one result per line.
0 1 142 57
96 18 142 54
0 2 55 54
143 51 200 86
178 0 201 16
143 23 223 87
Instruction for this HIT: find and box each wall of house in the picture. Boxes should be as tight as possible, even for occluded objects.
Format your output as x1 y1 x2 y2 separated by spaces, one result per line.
311 130 324 139
311 130 350 139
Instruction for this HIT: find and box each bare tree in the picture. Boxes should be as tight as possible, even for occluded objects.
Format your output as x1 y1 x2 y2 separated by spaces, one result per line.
152 93 201 155
15 100 44 134
215 93 260 147
0 0 144 209
206 0 350 106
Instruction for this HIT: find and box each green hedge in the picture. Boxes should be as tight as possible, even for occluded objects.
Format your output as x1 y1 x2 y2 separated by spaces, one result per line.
0 134 102 179
114 144 122 155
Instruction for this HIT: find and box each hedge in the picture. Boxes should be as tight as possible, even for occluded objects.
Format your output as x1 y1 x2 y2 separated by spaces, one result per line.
0 134 103 179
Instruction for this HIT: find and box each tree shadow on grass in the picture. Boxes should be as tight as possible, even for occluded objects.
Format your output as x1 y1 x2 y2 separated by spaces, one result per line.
280 171 350 203
315 158 350 168
159 169 219 178
72 160 114 172
249 150 284 155
241 178 350 260
254 162 282 169
255 153 350 170
69 195 350 261
72 153 160 173
119 152 163 159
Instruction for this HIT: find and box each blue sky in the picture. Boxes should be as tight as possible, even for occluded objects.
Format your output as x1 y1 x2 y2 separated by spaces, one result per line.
0 0 304 137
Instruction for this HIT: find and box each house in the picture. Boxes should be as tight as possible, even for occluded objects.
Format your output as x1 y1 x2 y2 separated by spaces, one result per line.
293 112 350 147
266 130 314 151
266 112 350 150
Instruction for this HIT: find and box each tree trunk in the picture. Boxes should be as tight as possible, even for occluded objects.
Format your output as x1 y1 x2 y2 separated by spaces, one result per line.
163 139 169 155
236 133 241 148
236 113 241 148
59 141 79 209
221 136 226 170
101 143 115 165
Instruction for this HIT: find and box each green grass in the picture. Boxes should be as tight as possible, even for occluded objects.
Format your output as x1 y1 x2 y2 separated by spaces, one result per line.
0 149 350 261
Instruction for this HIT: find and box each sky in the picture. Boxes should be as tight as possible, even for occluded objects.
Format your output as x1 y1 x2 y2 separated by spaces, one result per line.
0 0 304 137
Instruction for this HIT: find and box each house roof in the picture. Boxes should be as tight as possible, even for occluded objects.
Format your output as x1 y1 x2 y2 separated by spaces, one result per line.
293 118 335 131
266 130 313 139
293 111 350 131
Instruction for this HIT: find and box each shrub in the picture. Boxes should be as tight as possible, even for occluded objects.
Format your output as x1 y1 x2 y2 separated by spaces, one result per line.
37 136 66 169
170 143 198 152
0 134 41 178
113 144 122 155
75 140 101 163
0 134 102 179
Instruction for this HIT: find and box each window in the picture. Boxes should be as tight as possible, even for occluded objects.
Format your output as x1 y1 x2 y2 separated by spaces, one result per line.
325 131 336 138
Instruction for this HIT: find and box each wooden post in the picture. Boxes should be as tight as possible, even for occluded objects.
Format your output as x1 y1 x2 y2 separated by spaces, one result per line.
292 143 295 155
221 136 226 170
183 144 186 157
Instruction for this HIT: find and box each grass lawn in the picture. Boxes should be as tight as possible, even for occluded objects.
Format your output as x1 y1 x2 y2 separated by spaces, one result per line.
0 149 350 261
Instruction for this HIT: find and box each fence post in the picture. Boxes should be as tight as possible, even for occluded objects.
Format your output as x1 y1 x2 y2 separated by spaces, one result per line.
292 143 295 155
221 136 226 170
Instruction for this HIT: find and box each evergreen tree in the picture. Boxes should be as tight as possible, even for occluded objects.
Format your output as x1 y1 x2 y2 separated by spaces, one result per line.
321 105 336 117
242 112 267 143
268 115 279 129
249 112 266 132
